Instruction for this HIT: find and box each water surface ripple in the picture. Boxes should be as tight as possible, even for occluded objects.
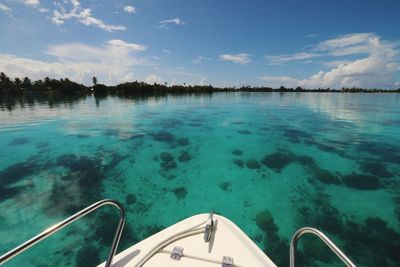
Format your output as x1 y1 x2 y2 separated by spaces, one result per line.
0 93 399 266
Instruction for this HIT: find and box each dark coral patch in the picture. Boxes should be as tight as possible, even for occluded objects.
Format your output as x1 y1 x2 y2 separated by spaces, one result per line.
357 141 400 164
232 121 246 125
53 154 106 203
76 134 90 138
152 131 176 143
256 210 278 233
159 152 177 170
75 246 100 267
255 210 289 267
176 138 189 146
301 236 337 264
188 122 202 127
160 161 177 171
238 129 252 135
340 217 400 267
233 159 244 168
0 185 27 202
129 133 146 140
246 159 261 169
295 155 316 167
283 129 312 144
0 160 39 187
160 152 174 162
173 187 187 199
313 169 341 185
103 154 128 173
93 211 137 251
103 129 119 136
342 174 380 190
261 152 294 172
219 182 232 192
360 161 393 178
36 142 49 149
167 174 176 180
232 149 243 156
9 137 29 145
299 193 344 234
177 151 191 162
125 193 137 205
56 154 100 173
158 118 184 129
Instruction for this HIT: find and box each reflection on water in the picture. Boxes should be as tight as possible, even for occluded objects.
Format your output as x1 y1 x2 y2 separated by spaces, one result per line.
0 92 399 267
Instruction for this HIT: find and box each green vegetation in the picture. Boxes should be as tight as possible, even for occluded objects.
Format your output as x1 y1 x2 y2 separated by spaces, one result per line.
1 72 400 94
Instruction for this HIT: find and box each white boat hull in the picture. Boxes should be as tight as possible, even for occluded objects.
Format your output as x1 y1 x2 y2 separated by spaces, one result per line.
99 214 277 267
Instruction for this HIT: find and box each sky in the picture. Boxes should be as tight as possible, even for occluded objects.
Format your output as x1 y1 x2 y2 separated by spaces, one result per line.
0 0 400 88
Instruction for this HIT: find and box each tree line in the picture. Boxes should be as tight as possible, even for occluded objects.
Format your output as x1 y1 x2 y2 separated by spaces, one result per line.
1 72 399 94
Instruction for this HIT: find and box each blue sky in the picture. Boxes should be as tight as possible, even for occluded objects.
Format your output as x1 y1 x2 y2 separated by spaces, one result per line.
0 0 400 88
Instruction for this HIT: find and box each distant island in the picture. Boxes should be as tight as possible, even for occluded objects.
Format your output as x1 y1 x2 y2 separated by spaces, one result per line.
1 72 399 94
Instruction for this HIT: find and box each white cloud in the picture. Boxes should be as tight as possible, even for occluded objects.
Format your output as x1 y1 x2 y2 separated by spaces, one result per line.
0 40 147 85
219 53 251 64
38 7 49 13
299 56 397 88
0 3 11 12
24 0 39 6
146 74 163 84
266 52 317 64
262 33 400 89
52 0 126 32
193 56 212 64
162 49 171 55
107 39 146 51
158 18 185 29
317 33 387 57
123 5 135 13
323 60 351 68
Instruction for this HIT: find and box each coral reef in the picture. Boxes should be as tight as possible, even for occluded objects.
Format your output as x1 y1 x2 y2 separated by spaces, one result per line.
125 193 137 205
151 131 176 143
177 151 191 162
238 130 252 135
219 182 232 192
232 149 243 156
312 168 341 185
75 245 100 267
159 152 177 170
8 137 29 145
233 159 244 168
173 187 187 199
342 174 380 190
360 161 393 178
255 210 289 267
261 152 294 172
176 138 189 146
246 159 261 169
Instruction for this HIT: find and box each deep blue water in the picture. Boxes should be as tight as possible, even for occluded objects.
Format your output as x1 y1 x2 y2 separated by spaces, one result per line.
0 92 399 266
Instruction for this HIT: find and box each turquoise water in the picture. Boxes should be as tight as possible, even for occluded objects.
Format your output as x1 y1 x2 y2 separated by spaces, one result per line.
0 93 399 266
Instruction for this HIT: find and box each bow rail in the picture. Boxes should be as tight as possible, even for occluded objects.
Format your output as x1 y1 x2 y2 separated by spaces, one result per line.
0 199 125 267
290 227 356 267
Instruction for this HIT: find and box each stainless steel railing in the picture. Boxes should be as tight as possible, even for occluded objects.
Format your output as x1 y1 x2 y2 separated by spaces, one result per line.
290 227 356 267
0 199 125 267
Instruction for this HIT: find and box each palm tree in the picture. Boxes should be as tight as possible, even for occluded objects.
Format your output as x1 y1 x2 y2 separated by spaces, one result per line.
22 77 32 89
14 78 21 88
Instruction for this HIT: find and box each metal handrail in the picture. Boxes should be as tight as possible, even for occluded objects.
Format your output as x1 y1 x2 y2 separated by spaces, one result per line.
290 227 356 267
0 199 125 267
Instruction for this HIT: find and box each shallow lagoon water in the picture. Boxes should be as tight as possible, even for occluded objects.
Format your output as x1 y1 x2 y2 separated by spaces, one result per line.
0 92 399 266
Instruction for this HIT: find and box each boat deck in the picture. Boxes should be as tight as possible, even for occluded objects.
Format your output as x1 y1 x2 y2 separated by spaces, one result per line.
98 214 277 267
